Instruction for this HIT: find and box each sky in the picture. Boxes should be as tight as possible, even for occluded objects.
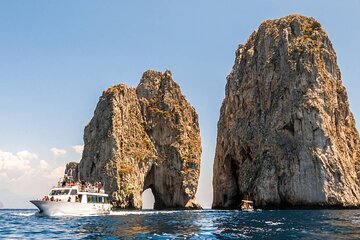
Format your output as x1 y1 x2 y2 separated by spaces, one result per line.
0 0 359 209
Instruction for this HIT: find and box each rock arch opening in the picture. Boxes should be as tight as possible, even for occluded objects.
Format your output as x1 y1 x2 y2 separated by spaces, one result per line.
226 154 242 208
142 188 155 209
143 164 164 210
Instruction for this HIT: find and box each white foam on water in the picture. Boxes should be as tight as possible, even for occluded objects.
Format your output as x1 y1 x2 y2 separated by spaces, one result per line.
28 209 181 217
49 212 110 217
265 221 284 226
12 212 35 217
109 210 181 216
350 215 360 224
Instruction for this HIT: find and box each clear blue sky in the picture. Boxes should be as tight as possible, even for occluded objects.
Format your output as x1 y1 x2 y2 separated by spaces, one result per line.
0 0 359 208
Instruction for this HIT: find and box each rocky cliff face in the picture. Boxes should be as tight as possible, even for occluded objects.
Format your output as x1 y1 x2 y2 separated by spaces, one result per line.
213 15 360 209
77 70 202 209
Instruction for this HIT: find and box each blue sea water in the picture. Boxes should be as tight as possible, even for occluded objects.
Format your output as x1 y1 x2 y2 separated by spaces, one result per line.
0 209 360 239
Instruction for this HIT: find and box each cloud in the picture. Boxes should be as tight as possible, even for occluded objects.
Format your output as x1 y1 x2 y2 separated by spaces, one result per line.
0 149 65 208
72 145 84 155
0 149 59 181
50 147 67 157
0 150 36 172
39 160 49 170
50 166 66 179
16 151 38 161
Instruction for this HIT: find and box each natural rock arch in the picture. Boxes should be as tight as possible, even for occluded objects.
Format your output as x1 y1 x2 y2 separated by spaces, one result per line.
76 70 202 210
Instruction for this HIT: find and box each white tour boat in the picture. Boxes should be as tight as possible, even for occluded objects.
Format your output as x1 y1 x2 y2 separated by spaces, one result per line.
30 178 112 216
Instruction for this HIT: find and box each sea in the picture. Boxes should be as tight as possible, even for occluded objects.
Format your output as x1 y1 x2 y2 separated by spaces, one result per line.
0 209 360 239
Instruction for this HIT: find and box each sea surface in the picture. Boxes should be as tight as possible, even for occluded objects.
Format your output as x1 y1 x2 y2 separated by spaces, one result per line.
0 209 360 239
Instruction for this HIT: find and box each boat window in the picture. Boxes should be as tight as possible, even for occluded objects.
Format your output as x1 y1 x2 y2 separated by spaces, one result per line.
49 189 70 195
87 195 98 203
70 189 77 195
50 190 61 195
59 189 70 195
98 197 104 203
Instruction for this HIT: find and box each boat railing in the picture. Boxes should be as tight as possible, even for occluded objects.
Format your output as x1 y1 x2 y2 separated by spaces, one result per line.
54 177 105 194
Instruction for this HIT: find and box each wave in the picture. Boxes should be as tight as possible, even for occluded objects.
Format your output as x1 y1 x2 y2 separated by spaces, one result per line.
12 212 35 217
109 210 181 216
4 209 182 217
0 210 37 217
34 210 179 217
350 215 360 224
265 221 284 226
38 212 110 217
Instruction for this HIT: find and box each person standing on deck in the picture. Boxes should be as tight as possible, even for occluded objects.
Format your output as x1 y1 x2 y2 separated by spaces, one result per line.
98 182 102 193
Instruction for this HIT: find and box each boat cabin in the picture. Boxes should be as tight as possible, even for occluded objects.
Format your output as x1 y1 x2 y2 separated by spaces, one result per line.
46 185 109 204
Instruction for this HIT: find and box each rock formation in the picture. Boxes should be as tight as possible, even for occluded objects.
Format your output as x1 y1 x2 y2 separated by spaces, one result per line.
213 14 360 209
65 162 79 181
77 70 202 209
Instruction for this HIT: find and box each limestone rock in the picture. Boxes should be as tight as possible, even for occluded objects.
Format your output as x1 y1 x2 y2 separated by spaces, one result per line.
77 70 202 209
64 162 79 181
213 15 360 209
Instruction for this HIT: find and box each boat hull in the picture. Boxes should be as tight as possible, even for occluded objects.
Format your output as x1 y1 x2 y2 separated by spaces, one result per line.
30 200 111 216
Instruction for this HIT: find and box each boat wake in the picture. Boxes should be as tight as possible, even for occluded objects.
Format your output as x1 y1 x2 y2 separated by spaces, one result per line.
22 209 182 217
12 212 35 217
35 211 110 217
32 210 179 217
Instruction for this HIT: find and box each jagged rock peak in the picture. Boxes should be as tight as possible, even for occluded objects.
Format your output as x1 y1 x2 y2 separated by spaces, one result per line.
76 70 202 210
137 70 178 99
103 83 129 94
213 14 360 209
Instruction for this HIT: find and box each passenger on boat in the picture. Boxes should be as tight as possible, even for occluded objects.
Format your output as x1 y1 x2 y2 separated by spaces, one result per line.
85 182 96 193
98 182 102 192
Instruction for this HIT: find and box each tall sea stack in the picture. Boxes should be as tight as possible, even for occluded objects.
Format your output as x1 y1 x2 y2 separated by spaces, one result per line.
213 15 360 209
77 70 202 210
